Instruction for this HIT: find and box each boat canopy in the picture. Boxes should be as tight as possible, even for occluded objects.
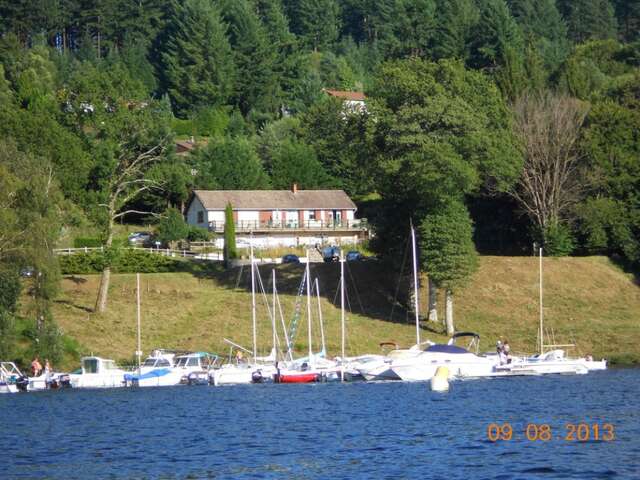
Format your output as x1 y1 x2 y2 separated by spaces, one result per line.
425 344 470 354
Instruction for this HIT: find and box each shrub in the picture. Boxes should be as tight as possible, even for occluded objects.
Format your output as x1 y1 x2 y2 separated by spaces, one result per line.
544 222 575 256
73 237 103 248
187 225 213 241
60 249 184 274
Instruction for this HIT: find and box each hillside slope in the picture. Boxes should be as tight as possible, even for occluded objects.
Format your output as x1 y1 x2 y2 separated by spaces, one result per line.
51 256 640 368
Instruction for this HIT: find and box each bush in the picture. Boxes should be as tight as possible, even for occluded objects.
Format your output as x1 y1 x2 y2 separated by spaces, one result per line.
60 249 185 274
187 225 212 241
544 223 575 256
73 237 103 248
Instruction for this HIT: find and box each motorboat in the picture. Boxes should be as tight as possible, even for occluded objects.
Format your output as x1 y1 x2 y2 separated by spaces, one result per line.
390 334 498 382
124 351 218 387
27 371 72 391
1 362 28 393
69 357 128 389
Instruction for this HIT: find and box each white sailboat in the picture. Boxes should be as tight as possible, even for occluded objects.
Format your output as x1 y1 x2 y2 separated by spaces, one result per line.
211 242 276 386
490 248 606 376
356 225 433 381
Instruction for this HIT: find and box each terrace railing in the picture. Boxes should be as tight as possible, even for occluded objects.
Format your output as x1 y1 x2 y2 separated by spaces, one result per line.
208 218 369 233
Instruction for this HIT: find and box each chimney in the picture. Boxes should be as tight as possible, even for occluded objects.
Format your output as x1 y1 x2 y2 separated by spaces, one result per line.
292 183 298 194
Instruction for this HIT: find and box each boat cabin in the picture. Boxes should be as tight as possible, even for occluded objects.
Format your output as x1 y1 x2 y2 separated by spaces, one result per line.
81 357 121 374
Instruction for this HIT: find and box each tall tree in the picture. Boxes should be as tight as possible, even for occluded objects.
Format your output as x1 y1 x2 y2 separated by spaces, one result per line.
194 136 271 190
557 0 618 44
222 0 277 117
223 202 237 267
160 0 235 116
419 200 478 335
431 0 479 61
285 0 340 51
509 91 589 250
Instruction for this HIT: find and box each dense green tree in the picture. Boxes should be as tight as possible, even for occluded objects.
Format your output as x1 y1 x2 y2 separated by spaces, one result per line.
157 207 190 247
222 0 277 117
0 267 20 359
194 136 270 190
557 0 618 43
394 0 437 58
160 0 235 115
612 0 640 42
369 58 521 257
470 0 526 98
507 0 570 74
269 139 333 189
299 97 373 195
285 0 340 51
431 0 479 61
419 200 478 334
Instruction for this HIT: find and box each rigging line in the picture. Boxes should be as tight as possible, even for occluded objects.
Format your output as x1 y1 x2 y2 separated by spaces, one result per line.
275 282 293 362
389 233 411 322
345 261 365 314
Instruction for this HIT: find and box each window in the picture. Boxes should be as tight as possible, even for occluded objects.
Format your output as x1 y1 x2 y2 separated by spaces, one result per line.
187 357 200 367
308 210 316 220
197 211 204 223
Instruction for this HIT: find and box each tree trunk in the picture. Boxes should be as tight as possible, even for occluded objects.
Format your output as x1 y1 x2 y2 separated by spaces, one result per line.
95 214 114 313
428 277 438 323
445 289 454 336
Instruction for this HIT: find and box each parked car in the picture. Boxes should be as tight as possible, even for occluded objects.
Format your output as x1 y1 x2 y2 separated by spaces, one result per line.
282 254 300 264
346 251 364 262
128 232 152 246
322 246 341 262
20 266 35 277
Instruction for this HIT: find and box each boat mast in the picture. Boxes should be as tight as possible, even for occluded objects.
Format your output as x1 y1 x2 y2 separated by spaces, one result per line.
315 278 326 355
251 239 257 361
136 272 141 377
539 247 544 355
272 269 277 361
306 250 313 367
340 249 345 382
411 222 420 346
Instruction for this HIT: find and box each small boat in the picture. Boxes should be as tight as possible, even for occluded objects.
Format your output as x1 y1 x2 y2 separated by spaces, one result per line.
125 351 218 387
27 371 72 391
1 362 28 393
69 357 128 389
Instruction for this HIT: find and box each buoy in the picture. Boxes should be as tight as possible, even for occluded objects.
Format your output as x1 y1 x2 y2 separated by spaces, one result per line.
430 366 450 392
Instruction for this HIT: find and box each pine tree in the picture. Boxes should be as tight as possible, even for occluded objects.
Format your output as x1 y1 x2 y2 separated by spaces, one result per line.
222 0 277 117
431 0 479 61
161 0 235 116
557 0 618 43
286 0 340 51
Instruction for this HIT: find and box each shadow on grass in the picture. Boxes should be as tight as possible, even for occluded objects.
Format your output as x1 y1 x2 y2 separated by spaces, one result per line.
190 257 436 334
54 299 93 313
608 254 640 287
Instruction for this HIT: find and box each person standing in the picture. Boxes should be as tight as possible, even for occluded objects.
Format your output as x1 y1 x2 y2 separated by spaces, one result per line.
31 356 42 376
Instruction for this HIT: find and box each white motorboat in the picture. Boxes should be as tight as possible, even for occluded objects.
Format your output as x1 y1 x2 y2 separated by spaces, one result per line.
125 351 218 387
1 362 28 393
390 334 498 382
69 357 128 389
27 371 72 391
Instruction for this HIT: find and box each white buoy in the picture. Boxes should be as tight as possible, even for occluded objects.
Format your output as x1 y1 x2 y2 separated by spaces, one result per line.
430 366 450 392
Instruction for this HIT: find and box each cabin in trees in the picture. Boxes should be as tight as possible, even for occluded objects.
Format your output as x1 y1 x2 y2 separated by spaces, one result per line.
185 185 368 248
323 89 367 114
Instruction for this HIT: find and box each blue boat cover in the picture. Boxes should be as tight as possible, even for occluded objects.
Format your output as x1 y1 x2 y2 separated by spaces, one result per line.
425 344 469 354
124 368 172 382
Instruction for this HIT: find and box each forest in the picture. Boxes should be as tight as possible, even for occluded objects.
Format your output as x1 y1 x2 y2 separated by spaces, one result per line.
0 0 639 362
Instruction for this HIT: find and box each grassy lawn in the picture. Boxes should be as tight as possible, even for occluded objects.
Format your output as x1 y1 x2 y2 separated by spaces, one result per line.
50 256 640 369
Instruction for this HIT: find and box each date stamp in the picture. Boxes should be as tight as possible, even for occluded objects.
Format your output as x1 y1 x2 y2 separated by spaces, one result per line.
486 423 615 442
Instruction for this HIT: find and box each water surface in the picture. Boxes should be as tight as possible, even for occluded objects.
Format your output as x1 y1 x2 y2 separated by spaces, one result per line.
1 369 638 479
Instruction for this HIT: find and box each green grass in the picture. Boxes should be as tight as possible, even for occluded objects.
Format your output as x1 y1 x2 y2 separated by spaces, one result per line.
49 256 640 369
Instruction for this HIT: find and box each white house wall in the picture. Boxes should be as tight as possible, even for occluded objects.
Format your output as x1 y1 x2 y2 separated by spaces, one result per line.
186 196 207 227
213 233 360 249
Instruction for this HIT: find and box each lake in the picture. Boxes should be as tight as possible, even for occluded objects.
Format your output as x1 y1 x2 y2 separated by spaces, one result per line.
1 369 638 479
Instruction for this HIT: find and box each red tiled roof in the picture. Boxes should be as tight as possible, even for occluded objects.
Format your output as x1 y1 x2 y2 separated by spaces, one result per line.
324 89 366 101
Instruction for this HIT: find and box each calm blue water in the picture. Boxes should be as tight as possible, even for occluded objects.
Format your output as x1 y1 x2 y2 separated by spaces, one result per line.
1 369 639 479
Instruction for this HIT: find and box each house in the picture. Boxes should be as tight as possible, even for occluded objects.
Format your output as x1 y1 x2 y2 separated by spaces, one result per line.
185 185 368 248
175 137 208 156
324 89 367 114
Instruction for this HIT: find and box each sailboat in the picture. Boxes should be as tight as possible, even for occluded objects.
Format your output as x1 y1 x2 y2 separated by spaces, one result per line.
211 242 277 386
490 248 606 376
356 225 434 381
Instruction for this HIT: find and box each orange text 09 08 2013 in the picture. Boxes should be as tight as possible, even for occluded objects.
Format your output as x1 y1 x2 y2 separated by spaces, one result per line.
486 423 615 442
